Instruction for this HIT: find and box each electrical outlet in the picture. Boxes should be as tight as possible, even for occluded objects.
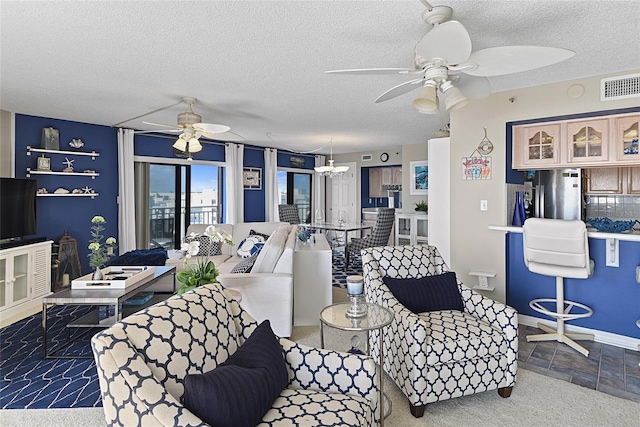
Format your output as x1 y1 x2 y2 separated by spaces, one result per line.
480 200 488 211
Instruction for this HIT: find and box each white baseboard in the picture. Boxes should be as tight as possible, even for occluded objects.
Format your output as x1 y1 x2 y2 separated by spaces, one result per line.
519 314 640 351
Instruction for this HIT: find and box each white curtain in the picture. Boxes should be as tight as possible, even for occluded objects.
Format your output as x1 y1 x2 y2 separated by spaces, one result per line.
225 143 244 224
264 148 279 222
314 154 326 222
117 128 136 252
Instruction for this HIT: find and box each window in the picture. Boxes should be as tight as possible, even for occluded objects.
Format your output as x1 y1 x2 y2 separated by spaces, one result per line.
277 170 312 223
136 162 223 249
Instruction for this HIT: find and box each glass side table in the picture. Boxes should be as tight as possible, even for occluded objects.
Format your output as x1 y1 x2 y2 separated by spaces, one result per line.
320 302 393 426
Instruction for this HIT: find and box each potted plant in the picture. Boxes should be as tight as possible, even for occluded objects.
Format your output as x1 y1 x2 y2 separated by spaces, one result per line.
414 200 428 214
176 225 233 295
87 215 117 279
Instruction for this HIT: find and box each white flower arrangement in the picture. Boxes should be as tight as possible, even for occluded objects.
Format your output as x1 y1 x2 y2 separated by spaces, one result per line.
88 215 117 269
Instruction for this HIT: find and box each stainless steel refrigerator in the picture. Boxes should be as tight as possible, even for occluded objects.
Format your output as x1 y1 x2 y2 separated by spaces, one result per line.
530 168 583 220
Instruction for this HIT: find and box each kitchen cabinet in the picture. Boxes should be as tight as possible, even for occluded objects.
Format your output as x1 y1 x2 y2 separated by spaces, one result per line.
512 112 639 170
512 123 561 168
368 166 402 198
0 241 52 327
615 115 640 162
395 213 428 246
585 167 640 194
567 118 609 163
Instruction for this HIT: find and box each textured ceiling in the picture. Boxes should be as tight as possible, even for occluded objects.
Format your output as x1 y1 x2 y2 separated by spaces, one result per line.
2 0 639 154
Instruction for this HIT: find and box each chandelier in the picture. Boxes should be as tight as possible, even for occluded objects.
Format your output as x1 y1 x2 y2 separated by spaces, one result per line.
314 139 349 177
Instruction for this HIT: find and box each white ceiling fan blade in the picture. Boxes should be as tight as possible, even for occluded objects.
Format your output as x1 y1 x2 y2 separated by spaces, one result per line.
326 68 417 75
142 121 180 130
375 78 424 103
415 21 472 65
200 130 244 141
462 46 575 77
193 123 231 134
452 75 491 99
113 100 184 127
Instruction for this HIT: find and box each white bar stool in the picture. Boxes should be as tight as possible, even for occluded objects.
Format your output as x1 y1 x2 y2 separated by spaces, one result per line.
522 218 595 357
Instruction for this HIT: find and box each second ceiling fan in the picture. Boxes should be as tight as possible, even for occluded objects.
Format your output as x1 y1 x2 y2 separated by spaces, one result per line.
326 0 575 114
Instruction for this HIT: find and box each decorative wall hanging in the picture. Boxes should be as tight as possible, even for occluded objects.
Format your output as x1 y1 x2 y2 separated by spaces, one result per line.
477 127 494 155
410 161 429 195
243 168 262 190
290 156 306 168
462 151 492 180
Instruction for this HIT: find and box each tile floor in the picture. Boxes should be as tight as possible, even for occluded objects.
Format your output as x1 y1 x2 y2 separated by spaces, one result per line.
518 325 640 403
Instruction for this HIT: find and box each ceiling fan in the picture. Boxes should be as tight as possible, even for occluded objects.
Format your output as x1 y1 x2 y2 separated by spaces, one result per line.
326 0 575 114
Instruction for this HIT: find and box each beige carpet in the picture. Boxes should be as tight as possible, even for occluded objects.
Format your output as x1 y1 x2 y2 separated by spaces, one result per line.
1 288 638 426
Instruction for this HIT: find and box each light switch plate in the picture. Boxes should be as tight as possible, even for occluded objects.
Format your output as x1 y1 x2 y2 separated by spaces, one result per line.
480 200 488 211
636 266 640 284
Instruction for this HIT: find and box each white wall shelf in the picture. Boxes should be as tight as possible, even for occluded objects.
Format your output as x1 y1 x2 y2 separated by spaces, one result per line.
26 168 98 178
27 146 99 159
37 193 99 199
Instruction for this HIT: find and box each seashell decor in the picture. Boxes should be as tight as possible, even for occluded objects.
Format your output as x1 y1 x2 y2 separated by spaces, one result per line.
69 138 84 148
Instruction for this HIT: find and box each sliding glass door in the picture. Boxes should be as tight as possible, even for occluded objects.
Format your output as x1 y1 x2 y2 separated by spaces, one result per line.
277 170 312 223
136 162 223 249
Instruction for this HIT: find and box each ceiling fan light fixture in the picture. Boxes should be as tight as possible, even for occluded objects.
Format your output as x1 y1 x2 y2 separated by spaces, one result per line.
173 136 188 151
440 80 469 111
413 82 439 114
188 137 202 153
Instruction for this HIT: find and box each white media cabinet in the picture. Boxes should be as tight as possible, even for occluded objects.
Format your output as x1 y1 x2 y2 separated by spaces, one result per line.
0 240 53 327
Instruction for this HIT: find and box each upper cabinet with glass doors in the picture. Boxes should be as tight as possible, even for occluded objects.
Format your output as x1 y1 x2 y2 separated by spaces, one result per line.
512 123 561 168
615 115 640 162
512 112 640 170
567 118 609 163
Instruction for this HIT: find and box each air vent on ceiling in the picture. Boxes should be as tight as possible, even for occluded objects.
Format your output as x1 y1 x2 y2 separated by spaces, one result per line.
361 154 373 161
601 73 640 101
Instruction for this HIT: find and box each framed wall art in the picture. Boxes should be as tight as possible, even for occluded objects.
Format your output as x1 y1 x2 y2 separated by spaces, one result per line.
410 161 429 195
243 168 262 190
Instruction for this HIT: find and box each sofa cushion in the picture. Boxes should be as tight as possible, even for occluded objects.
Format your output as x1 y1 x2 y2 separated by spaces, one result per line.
183 320 287 427
185 235 222 256
231 255 258 273
252 224 291 273
382 271 463 314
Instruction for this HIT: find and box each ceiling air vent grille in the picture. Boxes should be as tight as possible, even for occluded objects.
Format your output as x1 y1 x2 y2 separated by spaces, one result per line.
361 154 373 161
601 73 640 101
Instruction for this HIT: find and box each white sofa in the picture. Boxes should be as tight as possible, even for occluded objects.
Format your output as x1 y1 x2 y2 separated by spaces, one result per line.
165 221 298 337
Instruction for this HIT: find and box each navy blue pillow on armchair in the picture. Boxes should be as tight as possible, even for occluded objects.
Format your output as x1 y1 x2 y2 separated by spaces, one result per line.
182 320 288 427
382 271 464 314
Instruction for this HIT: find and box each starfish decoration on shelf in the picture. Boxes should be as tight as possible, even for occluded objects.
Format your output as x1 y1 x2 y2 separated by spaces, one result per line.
62 157 75 168
82 186 94 194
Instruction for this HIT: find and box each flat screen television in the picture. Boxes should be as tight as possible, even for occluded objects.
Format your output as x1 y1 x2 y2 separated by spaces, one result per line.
0 178 37 240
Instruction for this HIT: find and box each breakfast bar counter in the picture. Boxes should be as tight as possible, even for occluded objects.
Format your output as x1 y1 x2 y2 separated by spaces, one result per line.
490 224 640 345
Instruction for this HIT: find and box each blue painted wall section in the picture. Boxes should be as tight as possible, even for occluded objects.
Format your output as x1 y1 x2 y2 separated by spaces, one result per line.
506 232 640 338
15 114 119 275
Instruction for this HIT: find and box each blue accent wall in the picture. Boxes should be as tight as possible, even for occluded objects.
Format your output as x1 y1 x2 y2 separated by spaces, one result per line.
13 113 318 270
506 232 640 338
15 114 119 275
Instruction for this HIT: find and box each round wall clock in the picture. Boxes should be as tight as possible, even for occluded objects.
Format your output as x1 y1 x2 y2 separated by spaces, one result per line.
380 152 389 162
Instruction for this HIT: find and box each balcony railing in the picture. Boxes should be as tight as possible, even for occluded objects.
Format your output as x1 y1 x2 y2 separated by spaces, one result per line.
149 205 219 248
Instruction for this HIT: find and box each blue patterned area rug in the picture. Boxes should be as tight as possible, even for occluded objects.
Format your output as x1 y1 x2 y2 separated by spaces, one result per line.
0 305 102 409
0 251 359 409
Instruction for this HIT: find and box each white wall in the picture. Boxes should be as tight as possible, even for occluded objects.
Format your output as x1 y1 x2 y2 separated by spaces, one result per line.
450 70 640 303
401 142 429 213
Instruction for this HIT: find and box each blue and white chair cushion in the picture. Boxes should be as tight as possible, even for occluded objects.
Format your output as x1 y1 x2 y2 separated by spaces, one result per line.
92 283 379 426
361 245 518 415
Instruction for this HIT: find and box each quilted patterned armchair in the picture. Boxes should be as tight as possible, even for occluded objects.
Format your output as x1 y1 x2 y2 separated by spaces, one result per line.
361 245 518 418
92 283 380 426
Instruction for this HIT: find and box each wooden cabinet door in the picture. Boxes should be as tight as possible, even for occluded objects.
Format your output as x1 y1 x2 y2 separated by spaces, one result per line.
614 115 640 163
628 167 640 194
368 168 382 197
567 118 609 163
392 167 402 185
585 168 623 194
513 123 561 169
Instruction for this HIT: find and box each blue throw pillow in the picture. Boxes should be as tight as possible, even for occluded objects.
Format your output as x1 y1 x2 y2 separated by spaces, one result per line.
382 271 464 314
237 235 265 259
183 320 288 427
